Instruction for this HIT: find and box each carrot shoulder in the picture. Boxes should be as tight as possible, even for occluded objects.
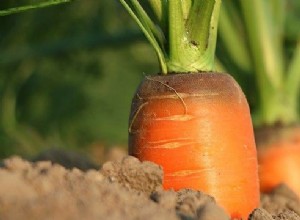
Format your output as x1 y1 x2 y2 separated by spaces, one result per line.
129 72 259 219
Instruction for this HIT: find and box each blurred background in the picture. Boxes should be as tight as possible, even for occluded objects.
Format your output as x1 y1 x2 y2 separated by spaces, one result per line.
0 0 159 161
0 0 299 164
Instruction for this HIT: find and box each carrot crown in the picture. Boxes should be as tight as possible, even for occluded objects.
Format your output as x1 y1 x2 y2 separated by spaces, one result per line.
119 0 221 74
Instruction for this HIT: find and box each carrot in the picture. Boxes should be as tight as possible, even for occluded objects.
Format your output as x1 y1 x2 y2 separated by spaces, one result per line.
129 73 259 219
256 126 300 197
119 0 259 218
217 0 300 198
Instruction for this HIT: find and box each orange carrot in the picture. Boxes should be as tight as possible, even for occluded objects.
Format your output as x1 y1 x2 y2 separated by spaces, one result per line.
129 73 259 219
119 0 260 218
257 126 300 197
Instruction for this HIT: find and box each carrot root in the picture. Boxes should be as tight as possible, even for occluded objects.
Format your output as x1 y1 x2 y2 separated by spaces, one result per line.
129 72 260 219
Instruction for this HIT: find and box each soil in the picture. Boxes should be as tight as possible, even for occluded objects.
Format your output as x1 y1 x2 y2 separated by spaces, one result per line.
0 151 300 220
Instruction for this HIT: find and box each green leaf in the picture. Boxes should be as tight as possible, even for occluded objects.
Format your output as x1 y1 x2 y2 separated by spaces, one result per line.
131 0 165 51
286 40 300 106
119 0 222 73
119 0 167 73
218 2 251 72
0 0 72 16
148 0 167 26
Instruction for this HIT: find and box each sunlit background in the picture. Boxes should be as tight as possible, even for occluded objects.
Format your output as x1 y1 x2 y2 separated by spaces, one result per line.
0 0 299 163
0 0 159 160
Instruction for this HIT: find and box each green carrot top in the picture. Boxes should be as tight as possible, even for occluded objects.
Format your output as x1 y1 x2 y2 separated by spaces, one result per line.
119 0 221 74
217 0 300 126
0 0 72 16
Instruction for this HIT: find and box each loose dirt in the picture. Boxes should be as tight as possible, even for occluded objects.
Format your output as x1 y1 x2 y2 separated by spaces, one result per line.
0 154 299 220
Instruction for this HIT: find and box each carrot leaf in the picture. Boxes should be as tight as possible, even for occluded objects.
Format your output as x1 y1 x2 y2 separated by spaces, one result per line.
218 0 300 126
148 0 167 28
119 0 167 73
285 40 300 121
119 0 222 74
218 2 251 72
0 0 72 16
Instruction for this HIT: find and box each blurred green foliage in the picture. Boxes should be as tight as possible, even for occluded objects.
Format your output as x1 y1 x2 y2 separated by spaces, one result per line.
1 0 299 159
216 0 300 126
0 0 158 158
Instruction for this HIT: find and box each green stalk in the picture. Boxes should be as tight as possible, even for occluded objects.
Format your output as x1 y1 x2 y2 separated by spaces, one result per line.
285 40 300 122
186 0 216 53
286 40 300 97
0 0 72 16
148 0 167 27
181 0 192 20
167 0 221 72
119 0 221 73
131 0 165 50
218 3 251 72
240 0 291 125
267 0 285 41
167 0 187 71
119 0 167 73
218 0 300 126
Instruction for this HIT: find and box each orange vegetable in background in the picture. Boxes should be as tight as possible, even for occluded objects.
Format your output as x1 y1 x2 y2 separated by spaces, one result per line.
217 0 300 198
256 126 300 197
129 73 259 219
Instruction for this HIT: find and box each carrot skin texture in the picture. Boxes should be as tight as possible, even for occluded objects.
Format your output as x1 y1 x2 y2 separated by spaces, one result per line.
128 72 259 219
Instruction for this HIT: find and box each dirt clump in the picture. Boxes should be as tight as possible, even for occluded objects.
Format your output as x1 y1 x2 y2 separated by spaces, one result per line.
260 184 300 216
249 208 274 220
0 156 176 220
0 155 300 220
101 156 163 196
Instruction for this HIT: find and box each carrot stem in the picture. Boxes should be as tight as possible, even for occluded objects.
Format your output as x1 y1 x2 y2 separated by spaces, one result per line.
168 0 187 71
240 0 289 125
218 2 251 72
285 40 300 121
186 0 215 53
218 0 300 126
119 0 167 73
119 0 221 73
